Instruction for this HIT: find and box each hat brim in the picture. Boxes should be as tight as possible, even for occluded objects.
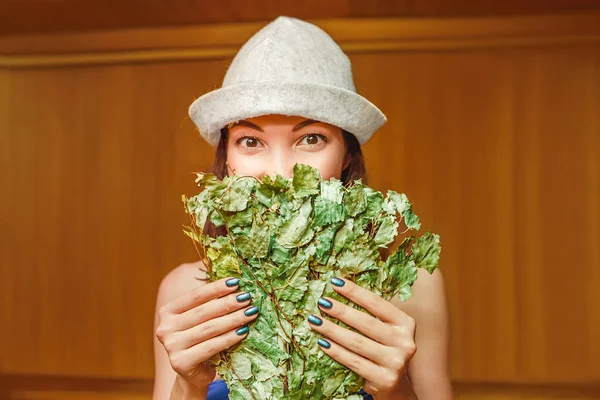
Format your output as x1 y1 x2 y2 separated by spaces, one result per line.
189 81 386 146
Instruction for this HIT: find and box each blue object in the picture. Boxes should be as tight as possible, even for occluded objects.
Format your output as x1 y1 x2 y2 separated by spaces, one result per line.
244 306 259 316
317 297 333 309
307 314 323 325
331 277 345 287
225 278 239 287
235 326 249 336
206 380 373 399
236 292 252 302
207 380 229 400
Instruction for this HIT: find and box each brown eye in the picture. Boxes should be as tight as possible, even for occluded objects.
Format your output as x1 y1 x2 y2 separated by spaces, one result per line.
306 135 319 145
298 133 327 147
236 136 262 149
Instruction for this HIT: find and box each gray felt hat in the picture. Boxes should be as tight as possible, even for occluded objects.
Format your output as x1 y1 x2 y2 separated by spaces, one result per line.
189 16 387 146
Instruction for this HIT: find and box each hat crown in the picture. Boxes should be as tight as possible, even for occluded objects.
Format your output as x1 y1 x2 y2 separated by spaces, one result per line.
223 16 356 91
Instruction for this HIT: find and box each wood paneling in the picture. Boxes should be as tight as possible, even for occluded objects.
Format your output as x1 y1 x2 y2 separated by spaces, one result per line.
454 381 600 399
354 46 600 383
1 0 600 36
2 12 600 67
0 61 223 378
1 13 599 399
0 374 151 400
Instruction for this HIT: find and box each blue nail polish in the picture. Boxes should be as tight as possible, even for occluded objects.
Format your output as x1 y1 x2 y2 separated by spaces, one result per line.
244 306 259 316
317 298 332 309
236 326 249 336
236 292 252 302
308 314 323 326
226 278 239 287
318 338 331 349
331 277 345 287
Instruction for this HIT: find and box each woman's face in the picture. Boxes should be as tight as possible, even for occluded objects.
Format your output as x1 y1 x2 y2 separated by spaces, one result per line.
226 115 348 180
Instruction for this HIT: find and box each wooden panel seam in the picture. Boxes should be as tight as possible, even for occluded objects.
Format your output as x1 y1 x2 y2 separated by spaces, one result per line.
0 12 599 68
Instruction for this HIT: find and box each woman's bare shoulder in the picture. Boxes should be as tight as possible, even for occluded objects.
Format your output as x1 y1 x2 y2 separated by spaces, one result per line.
391 268 447 317
156 260 210 307
390 268 452 398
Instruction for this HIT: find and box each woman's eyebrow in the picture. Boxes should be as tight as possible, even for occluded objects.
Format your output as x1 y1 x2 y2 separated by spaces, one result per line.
230 120 264 132
292 119 318 132
231 119 318 132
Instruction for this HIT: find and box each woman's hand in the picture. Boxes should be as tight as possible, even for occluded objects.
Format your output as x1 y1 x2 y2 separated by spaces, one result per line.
155 277 259 392
307 277 417 399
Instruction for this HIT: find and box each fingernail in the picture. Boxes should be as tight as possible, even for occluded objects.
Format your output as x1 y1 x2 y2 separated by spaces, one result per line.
236 326 249 336
236 292 252 302
226 278 239 287
331 277 345 287
317 298 332 309
318 338 331 349
244 306 259 316
308 314 323 326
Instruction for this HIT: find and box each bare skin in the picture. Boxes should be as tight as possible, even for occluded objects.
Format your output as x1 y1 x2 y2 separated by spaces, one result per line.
153 115 452 399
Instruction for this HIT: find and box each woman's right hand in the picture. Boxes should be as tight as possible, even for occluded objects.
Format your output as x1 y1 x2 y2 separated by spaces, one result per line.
155 277 258 392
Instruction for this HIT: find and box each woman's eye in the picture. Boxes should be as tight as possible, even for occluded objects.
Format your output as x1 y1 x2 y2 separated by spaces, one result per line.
237 137 262 148
298 134 327 146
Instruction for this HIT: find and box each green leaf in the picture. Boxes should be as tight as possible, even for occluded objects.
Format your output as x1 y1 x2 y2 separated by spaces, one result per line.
278 262 309 302
209 209 225 227
387 191 421 230
220 177 256 212
343 182 368 217
320 179 344 203
314 224 339 264
363 187 384 219
373 215 398 247
299 279 327 316
314 197 345 227
223 206 253 227
332 219 357 255
412 231 441 274
322 370 346 397
206 238 240 280
337 238 379 275
230 350 253 381
384 250 418 301
245 336 290 366
276 199 313 248
271 241 293 264
292 164 320 197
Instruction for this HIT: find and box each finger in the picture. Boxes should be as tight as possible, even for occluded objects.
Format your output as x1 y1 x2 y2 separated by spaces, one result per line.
317 297 393 344
330 277 410 325
164 277 240 314
316 337 389 388
307 314 391 365
176 305 259 349
182 326 251 368
177 290 252 331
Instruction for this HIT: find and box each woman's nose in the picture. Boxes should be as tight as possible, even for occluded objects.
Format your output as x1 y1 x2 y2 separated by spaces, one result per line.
266 151 294 178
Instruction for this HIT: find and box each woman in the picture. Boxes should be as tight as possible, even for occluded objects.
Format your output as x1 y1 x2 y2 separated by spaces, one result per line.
153 16 451 400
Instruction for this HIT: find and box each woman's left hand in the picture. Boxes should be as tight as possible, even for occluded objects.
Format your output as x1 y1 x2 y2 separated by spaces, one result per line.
307 277 417 398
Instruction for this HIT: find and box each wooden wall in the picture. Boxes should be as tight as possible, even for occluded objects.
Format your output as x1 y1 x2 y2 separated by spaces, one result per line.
1 11 599 400
2 0 600 35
